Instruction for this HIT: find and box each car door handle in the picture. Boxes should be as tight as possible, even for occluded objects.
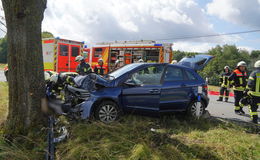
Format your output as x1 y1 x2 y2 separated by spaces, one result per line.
149 89 160 93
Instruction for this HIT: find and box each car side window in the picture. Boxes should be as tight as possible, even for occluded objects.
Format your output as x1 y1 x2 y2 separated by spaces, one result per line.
127 65 164 85
164 67 184 81
185 70 197 81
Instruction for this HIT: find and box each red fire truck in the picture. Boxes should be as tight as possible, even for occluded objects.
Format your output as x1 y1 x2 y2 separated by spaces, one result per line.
42 38 84 72
84 40 173 74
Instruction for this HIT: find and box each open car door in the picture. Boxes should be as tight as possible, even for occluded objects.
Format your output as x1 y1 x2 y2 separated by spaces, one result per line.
178 55 214 71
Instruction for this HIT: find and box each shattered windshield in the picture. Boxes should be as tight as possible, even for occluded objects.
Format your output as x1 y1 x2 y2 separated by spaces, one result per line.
109 63 142 79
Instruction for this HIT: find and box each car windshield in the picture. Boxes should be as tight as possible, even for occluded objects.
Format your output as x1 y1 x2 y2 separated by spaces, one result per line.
109 63 142 79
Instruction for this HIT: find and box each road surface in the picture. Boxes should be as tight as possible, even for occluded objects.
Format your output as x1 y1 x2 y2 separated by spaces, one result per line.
0 71 6 82
207 94 259 123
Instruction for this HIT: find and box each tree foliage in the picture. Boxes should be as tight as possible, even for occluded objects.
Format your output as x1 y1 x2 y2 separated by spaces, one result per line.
0 37 7 63
42 31 54 38
199 45 251 85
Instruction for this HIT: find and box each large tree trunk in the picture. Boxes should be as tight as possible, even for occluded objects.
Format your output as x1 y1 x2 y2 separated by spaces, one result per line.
2 0 47 138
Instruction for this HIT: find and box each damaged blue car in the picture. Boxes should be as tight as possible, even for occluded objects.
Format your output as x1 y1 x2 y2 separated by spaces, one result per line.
59 55 212 123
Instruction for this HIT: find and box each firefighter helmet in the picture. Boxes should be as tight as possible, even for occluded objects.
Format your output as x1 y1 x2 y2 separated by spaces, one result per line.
44 71 51 81
171 60 178 64
224 66 230 70
237 61 247 67
254 60 260 68
50 74 58 83
75 55 84 62
138 59 144 63
98 58 103 62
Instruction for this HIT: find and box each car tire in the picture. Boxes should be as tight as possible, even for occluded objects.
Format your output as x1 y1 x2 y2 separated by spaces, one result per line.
94 101 120 123
186 100 205 118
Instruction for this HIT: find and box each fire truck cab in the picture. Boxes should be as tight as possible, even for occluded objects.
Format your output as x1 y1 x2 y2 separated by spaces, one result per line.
87 40 173 73
42 38 84 72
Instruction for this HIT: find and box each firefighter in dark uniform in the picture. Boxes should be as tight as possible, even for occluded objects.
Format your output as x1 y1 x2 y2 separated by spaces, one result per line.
75 55 92 75
94 59 105 76
245 60 260 124
217 66 232 102
229 61 248 115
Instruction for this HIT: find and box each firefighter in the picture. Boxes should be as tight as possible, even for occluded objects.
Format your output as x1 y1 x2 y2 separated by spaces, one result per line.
94 58 105 76
229 61 248 115
75 55 92 75
217 66 232 102
245 60 260 124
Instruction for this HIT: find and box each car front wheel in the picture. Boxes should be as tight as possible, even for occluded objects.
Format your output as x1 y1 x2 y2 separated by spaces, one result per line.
94 101 120 123
187 101 205 118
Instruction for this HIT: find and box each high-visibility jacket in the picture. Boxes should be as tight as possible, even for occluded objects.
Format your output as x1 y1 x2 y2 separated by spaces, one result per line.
219 72 231 88
94 64 105 75
228 69 248 91
247 68 260 97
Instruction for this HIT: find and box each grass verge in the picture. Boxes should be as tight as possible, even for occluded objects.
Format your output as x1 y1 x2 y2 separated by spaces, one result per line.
0 82 8 124
56 116 260 160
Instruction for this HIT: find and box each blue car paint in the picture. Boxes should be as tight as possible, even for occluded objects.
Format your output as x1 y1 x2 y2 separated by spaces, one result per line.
79 61 211 119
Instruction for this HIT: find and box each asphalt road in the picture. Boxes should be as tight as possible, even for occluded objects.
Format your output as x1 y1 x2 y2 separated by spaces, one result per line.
0 71 6 82
207 94 259 123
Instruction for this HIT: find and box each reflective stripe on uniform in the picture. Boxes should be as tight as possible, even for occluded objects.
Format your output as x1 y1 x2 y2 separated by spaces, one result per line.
233 86 245 91
249 77 255 80
235 106 240 110
256 73 260 93
239 77 243 85
250 112 258 116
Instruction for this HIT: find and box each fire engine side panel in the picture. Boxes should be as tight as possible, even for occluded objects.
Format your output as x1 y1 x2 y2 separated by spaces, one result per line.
42 40 55 71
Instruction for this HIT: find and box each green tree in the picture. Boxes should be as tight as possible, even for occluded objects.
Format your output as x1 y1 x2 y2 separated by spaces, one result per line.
0 37 7 63
200 45 251 85
2 0 47 138
42 31 54 38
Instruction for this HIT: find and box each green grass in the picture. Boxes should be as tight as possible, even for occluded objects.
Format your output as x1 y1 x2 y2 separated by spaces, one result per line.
55 116 260 160
0 82 8 124
0 83 259 160
0 64 7 71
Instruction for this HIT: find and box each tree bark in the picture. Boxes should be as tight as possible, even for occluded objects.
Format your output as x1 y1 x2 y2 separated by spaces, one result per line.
2 0 47 138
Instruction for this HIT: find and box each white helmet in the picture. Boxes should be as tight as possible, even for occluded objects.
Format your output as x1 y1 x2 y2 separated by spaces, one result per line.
224 66 230 70
171 60 177 64
138 59 144 63
44 71 51 81
75 55 84 62
50 74 58 83
254 60 260 68
98 58 103 62
237 61 247 67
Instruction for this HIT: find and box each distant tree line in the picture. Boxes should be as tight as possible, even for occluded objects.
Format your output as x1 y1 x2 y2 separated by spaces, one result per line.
173 45 260 86
0 31 54 63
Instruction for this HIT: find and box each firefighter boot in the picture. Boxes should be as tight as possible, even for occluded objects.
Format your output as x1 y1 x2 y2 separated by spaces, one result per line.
217 97 223 101
252 115 258 124
225 98 228 102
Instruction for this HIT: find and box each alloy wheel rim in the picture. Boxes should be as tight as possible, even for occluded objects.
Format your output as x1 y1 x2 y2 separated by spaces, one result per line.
190 102 204 117
99 105 118 123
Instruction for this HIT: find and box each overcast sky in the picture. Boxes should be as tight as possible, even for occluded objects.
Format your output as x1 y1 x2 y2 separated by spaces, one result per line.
1 0 260 52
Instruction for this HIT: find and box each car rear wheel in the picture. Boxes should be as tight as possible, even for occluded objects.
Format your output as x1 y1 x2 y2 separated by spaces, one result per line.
94 101 119 123
187 101 205 118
